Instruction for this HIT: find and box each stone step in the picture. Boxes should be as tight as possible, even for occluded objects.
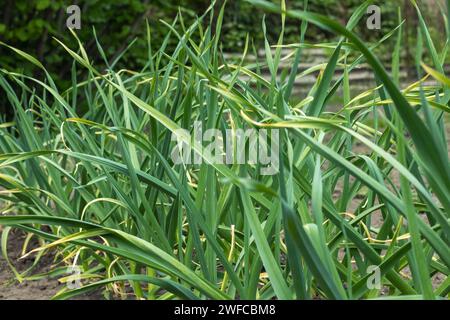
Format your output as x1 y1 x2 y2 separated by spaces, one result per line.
222 47 409 65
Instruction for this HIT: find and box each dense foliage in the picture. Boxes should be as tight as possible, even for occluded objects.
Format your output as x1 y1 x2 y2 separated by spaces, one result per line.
0 0 448 300
0 1 415 79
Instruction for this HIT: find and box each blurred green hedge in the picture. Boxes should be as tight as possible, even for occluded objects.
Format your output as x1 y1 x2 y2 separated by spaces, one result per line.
0 1 406 78
1 0 444 117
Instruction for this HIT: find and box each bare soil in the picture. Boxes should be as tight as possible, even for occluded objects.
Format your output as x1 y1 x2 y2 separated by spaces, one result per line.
0 228 103 300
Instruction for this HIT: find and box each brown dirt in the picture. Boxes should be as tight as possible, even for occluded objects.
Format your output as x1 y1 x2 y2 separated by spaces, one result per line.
0 228 104 300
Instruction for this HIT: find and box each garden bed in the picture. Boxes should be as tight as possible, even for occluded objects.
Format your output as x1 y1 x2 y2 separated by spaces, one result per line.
0 229 103 300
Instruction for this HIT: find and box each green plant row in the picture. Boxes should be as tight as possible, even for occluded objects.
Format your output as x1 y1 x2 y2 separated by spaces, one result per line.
0 0 448 300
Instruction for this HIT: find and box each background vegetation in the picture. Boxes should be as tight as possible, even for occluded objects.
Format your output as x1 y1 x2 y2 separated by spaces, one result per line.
0 1 444 81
